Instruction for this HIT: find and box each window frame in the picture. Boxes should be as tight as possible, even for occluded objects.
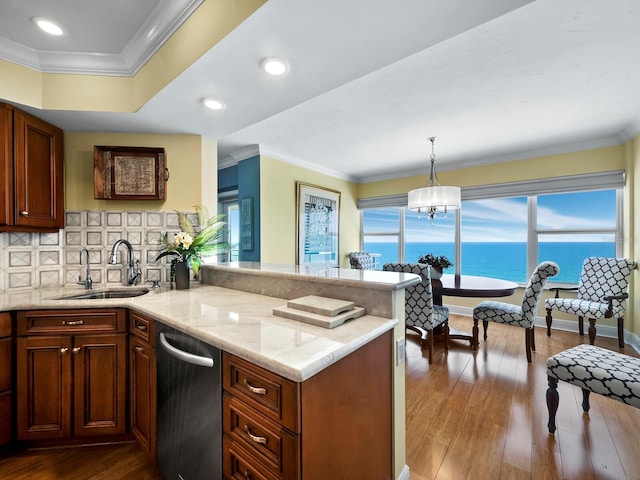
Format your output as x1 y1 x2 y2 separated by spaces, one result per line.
358 171 624 283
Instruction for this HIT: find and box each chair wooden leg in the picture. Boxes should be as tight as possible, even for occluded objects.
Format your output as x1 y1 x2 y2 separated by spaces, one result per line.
545 308 553 337
482 320 488 340
427 329 434 364
525 328 532 363
581 388 591 413
443 321 449 353
588 319 596 345
579 316 584 336
547 376 559 434
472 318 479 352
618 317 625 348
530 326 536 351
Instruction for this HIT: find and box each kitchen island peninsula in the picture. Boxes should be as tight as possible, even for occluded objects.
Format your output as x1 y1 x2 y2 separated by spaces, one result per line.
0 262 418 480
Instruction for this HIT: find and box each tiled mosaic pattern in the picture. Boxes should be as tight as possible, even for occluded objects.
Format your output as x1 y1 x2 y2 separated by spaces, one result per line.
0 210 192 291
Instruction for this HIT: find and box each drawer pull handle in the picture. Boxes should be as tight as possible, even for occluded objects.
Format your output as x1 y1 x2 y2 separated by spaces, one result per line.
244 425 267 445
244 379 267 395
20 211 28 217
244 471 252 480
72 347 81 354
136 324 147 331
135 346 144 352
60 347 69 354
63 320 84 326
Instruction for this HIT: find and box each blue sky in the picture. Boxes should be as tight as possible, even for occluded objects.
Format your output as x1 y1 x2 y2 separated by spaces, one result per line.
364 190 616 243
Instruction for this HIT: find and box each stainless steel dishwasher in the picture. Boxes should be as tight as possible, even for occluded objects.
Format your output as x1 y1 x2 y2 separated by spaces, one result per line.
156 323 222 480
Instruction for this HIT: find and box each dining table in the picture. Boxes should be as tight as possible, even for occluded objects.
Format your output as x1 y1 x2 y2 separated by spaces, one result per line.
431 274 519 346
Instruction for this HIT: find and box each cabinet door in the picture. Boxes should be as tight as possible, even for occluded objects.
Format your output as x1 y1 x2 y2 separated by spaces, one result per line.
73 333 127 436
13 108 64 229
130 336 156 458
0 105 13 226
17 335 73 440
0 312 13 446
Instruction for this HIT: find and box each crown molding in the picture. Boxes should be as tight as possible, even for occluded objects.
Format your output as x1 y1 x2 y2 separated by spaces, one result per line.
621 114 640 142
217 156 238 170
259 146 358 183
0 0 203 76
218 145 261 170
231 145 261 162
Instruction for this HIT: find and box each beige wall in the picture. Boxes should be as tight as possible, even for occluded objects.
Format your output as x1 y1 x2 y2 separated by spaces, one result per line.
64 132 213 212
359 145 626 198
260 155 360 267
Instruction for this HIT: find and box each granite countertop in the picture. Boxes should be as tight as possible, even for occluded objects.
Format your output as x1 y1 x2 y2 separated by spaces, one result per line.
0 283 398 382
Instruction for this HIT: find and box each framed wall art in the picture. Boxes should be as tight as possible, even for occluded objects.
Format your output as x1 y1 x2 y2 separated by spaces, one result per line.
295 182 340 266
240 196 254 251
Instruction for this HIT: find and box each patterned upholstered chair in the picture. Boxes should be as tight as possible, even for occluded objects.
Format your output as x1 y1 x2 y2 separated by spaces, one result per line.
383 262 449 363
545 257 636 348
348 251 376 270
473 261 559 363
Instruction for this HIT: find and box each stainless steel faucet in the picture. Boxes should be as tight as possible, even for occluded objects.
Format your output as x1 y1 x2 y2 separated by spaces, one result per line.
77 248 93 289
108 239 142 286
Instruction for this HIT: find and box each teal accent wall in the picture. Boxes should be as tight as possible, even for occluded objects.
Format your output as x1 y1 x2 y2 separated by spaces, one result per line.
218 165 238 192
237 156 261 262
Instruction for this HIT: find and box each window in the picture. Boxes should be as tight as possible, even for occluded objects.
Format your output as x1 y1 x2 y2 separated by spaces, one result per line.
535 190 617 283
405 209 455 270
362 208 401 269
219 199 239 262
359 171 623 283
461 197 528 282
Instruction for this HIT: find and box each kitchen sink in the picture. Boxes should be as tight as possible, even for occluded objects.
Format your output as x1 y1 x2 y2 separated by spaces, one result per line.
55 288 150 300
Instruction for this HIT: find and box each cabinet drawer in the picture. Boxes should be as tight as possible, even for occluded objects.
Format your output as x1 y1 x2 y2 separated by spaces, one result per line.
130 312 155 346
223 394 299 480
223 353 299 433
0 312 11 337
17 309 126 335
223 436 280 480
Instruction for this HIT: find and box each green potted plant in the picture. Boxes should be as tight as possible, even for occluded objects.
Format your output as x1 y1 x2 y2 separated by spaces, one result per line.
156 205 228 289
417 253 453 279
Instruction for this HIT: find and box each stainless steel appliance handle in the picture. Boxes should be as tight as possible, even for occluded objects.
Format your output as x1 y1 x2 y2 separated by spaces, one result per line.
159 332 214 367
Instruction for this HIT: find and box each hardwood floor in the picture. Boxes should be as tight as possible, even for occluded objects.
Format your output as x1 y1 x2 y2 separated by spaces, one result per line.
0 442 162 480
407 314 640 480
1 314 639 479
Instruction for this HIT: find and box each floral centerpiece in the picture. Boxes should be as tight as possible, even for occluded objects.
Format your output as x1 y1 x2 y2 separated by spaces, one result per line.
156 205 228 288
417 253 453 278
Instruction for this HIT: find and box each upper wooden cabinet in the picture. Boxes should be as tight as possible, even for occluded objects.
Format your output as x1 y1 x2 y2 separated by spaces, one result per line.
0 103 64 232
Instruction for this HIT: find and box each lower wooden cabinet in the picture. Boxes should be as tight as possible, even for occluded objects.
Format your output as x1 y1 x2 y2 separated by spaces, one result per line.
222 330 393 480
16 309 127 441
0 312 13 447
129 312 156 460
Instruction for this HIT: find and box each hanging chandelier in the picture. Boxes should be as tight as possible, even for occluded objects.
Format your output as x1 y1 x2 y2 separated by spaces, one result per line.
407 136 461 219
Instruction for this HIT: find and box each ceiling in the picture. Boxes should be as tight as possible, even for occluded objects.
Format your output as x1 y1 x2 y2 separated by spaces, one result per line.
3 0 640 183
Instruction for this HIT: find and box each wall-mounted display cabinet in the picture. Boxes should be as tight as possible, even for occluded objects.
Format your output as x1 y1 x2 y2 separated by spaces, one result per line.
94 145 167 200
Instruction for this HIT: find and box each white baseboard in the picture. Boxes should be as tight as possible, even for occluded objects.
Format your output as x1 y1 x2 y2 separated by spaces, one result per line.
397 465 410 480
446 305 640 355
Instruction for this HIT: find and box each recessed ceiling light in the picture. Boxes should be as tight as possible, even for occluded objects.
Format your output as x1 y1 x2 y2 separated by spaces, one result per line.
201 98 226 111
260 57 290 76
32 17 64 36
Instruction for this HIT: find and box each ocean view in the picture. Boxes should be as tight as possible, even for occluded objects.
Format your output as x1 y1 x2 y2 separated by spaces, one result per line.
363 241 616 283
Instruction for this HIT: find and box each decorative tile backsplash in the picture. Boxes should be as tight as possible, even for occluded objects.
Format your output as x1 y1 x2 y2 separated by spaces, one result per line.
0 210 193 292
